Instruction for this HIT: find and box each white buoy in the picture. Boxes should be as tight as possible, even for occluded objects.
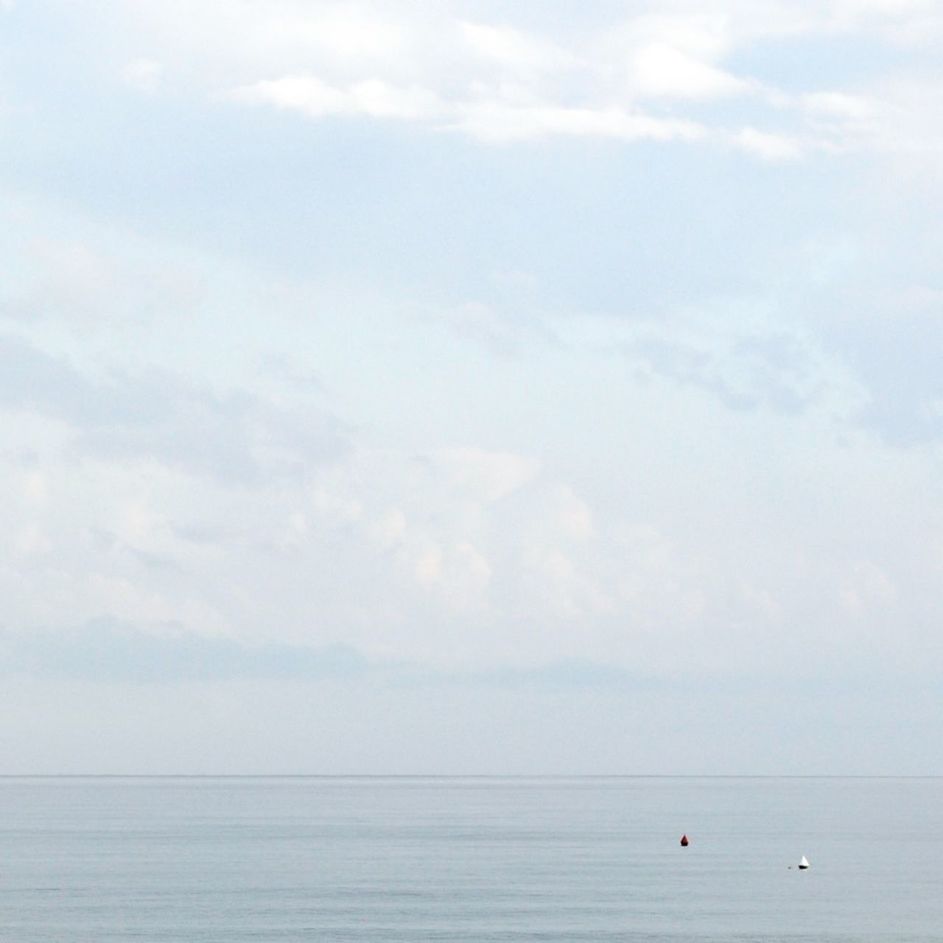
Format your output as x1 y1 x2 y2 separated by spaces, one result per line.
798 855 810 870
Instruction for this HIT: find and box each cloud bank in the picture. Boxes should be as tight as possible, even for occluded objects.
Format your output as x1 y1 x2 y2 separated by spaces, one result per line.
2 0 943 771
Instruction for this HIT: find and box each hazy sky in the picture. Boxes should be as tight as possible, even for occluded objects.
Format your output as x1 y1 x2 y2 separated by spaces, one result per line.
3 0 943 773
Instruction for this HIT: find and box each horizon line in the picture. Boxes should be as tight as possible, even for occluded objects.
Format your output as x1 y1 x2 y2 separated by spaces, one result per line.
0 773 940 779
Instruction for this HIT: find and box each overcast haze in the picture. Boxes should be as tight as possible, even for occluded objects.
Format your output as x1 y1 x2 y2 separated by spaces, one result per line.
2 0 943 773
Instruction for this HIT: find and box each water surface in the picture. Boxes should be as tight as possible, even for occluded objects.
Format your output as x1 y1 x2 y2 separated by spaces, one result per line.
0 776 939 941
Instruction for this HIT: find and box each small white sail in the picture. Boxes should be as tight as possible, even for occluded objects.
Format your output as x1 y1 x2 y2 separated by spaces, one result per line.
798 855 810 870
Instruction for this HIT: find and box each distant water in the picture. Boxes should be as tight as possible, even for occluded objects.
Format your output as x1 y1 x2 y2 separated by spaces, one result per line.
1 776 941 941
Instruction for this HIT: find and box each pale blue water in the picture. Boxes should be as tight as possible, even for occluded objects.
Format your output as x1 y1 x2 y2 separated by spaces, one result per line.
0 776 940 941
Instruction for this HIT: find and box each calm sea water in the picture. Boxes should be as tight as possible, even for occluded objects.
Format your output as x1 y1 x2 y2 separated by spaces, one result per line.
0 776 940 941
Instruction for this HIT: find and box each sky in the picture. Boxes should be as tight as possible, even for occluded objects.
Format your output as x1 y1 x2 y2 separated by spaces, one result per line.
2 0 943 774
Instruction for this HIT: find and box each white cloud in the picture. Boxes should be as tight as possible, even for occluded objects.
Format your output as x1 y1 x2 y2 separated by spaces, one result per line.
605 10 735 64
454 101 705 144
413 540 492 606
3 234 206 332
273 6 411 65
104 0 943 159
414 545 442 586
311 486 362 526
122 58 164 93
230 71 707 145
124 0 417 76
553 486 594 541
839 560 897 614
231 75 346 117
856 75 943 157
802 90 874 120
369 508 407 549
21 469 48 505
230 74 441 120
12 522 52 558
734 126 804 160
460 21 577 74
521 547 611 622
430 447 541 504
632 43 747 100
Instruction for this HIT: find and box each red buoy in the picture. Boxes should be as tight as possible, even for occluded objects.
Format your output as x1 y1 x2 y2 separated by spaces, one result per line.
680 834 689 847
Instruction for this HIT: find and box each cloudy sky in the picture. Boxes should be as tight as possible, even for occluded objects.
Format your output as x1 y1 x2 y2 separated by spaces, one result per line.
2 0 943 774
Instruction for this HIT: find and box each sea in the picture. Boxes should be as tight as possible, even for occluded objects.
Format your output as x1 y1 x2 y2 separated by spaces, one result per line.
0 776 940 942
